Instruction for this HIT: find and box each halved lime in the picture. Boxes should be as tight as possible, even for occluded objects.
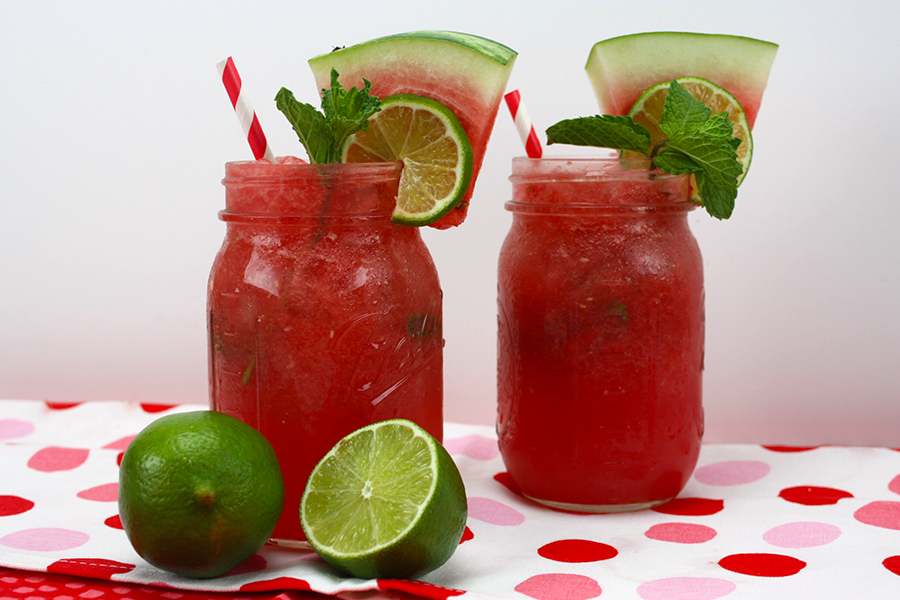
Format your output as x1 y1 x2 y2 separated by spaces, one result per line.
628 76 753 190
300 419 467 580
342 94 473 226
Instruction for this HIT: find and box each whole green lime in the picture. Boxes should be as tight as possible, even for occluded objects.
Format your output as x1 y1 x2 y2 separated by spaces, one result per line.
118 410 284 578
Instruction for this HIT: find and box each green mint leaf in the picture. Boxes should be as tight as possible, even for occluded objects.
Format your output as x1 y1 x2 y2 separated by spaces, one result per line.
544 79 747 220
660 79 712 138
275 87 334 163
668 118 743 190
546 115 651 155
320 69 381 155
653 148 701 175
695 170 737 219
275 69 381 164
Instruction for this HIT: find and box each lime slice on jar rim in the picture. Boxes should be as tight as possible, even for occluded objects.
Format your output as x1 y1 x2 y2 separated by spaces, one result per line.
342 94 474 227
300 419 468 580
627 76 753 200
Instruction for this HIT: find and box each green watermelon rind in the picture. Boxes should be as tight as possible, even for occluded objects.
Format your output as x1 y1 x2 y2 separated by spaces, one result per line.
309 31 517 101
586 32 778 127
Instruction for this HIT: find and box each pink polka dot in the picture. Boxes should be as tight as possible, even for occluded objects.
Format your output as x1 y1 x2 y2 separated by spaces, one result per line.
889 474 900 496
76 483 118 502
102 436 136 451
645 523 717 544
27 447 90 472
467 497 525 526
637 577 736 600
515 573 601 600
443 435 499 460
0 528 90 551
763 522 841 548
0 419 35 440
854 501 900 530
694 460 770 486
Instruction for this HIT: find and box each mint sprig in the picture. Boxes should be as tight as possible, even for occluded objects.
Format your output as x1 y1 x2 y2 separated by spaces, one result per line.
275 69 381 164
546 80 743 219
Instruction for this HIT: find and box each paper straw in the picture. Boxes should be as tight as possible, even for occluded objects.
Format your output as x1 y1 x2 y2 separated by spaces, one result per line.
216 57 276 162
504 90 542 159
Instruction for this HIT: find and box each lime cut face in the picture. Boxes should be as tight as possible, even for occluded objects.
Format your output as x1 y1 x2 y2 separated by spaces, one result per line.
628 76 753 185
342 94 473 226
301 419 467 579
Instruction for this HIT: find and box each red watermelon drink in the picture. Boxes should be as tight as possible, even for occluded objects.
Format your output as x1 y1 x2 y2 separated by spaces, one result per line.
209 161 443 544
497 157 703 511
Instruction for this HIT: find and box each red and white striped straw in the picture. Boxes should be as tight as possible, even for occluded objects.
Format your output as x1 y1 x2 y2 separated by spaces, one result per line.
504 90 542 159
216 57 276 162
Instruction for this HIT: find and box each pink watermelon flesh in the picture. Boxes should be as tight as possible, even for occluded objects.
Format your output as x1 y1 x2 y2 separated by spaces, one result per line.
586 32 778 129
309 33 516 229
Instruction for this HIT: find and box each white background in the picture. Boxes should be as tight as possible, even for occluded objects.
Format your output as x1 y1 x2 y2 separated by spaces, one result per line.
1 0 897 446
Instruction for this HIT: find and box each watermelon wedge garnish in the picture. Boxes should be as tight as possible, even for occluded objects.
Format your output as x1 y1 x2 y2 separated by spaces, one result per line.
585 32 778 128
309 31 517 229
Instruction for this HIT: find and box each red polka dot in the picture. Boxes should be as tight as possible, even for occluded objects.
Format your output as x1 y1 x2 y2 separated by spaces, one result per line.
27 447 90 472
718 553 806 577
538 539 618 563
0 496 35 517
460 526 474 544
494 471 522 496
240 577 311 591
223 553 267 576
883 556 900 576
645 522 717 544
778 486 853 506
854 501 900 530
140 403 177 413
45 402 81 410
47 558 135 579
378 580 465 599
762 445 820 452
76 483 118 502
116 451 125 466
653 497 724 516
104 515 123 530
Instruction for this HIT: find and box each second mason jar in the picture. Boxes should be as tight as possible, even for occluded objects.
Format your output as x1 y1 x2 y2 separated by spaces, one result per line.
209 161 443 545
497 157 704 513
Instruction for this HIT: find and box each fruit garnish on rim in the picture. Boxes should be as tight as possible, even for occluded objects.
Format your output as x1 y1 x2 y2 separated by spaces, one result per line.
547 79 744 219
342 93 474 226
547 31 777 219
310 31 517 229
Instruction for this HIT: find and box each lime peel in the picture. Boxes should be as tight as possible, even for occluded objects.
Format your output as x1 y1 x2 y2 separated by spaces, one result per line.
342 94 473 227
300 419 467 579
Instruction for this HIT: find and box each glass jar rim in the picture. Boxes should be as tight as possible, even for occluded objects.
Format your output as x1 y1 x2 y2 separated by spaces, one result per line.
510 156 688 183
223 160 402 185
